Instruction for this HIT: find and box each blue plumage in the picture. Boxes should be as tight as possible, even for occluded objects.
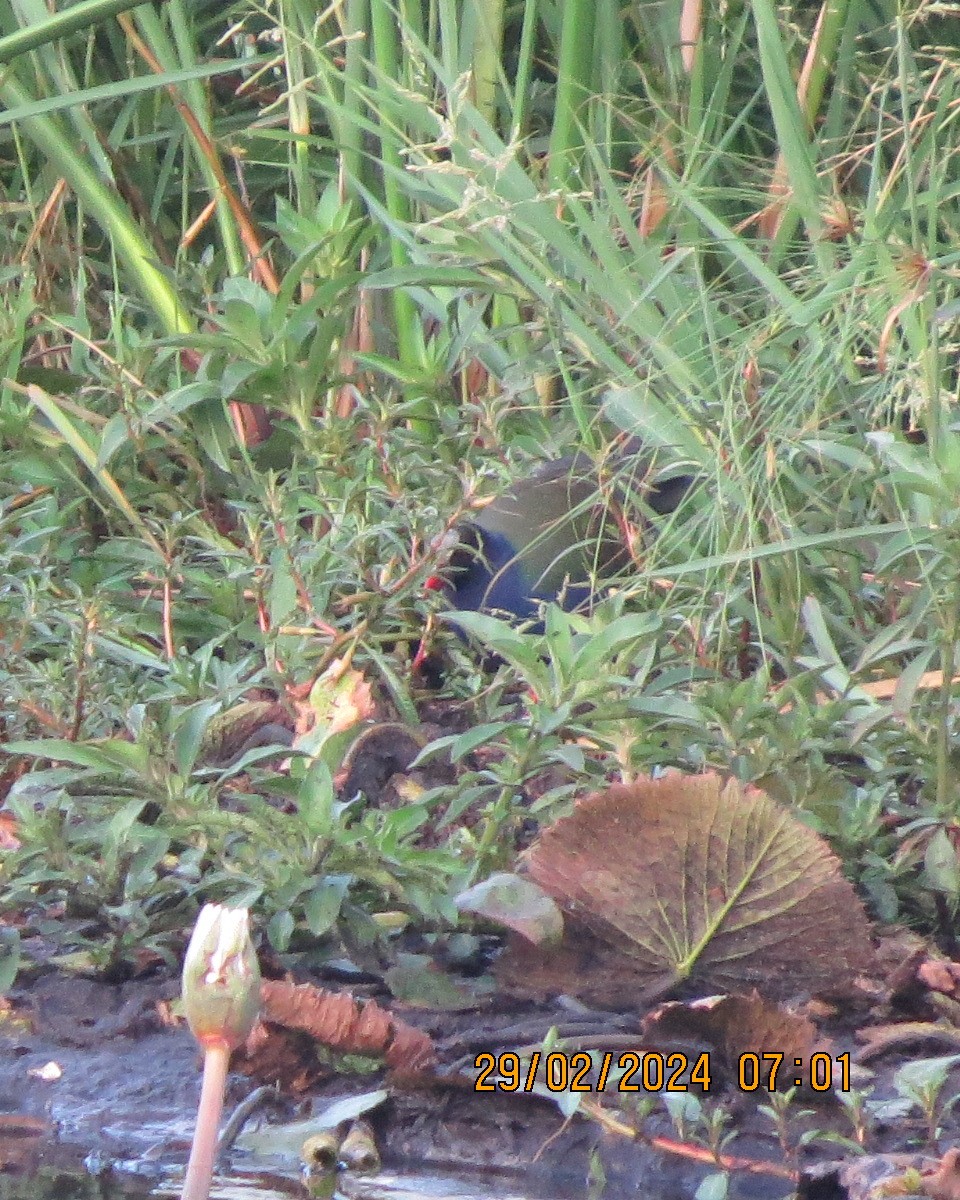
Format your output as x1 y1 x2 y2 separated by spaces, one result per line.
429 451 694 625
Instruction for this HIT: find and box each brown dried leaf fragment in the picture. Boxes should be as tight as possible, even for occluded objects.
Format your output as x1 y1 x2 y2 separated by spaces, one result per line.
925 1149 960 1200
644 993 824 1091
259 979 434 1076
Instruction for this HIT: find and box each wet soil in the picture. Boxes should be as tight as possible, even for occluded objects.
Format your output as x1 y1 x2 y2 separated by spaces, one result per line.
0 972 848 1200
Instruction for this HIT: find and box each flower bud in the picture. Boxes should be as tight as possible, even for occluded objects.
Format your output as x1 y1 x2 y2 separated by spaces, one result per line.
181 904 260 1050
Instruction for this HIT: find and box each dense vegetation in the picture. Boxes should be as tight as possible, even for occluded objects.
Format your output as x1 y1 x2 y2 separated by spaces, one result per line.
1 0 960 984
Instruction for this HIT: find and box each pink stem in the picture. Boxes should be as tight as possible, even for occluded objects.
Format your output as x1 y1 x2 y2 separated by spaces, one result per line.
181 1041 230 1200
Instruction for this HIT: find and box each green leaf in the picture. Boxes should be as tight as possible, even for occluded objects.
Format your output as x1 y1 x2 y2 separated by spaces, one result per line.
923 829 960 896
571 612 661 675
304 878 349 936
894 1054 960 1102
445 723 514 762
0 928 21 993
750 0 824 243
3 738 149 776
695 1173 729 1200
267 909 296 952
456 873 564 945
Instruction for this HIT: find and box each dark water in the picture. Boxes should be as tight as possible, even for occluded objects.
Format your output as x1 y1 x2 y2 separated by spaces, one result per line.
0 1168 579 1200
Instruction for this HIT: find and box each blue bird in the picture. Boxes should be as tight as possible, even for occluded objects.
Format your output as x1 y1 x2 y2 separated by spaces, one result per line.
427 450 694 625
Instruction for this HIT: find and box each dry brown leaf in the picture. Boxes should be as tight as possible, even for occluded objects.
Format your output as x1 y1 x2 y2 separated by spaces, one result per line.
259 979 434 1074
918 959 960 996
313 659 376 737
926 1149 960 1200
512 773 873 1004
644 993 823 1091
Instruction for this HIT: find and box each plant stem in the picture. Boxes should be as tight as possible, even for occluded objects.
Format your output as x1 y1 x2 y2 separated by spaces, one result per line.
510 0 538 140
339 0 370 197
548 0 595 190
935 573 960 815
181 1041 231 1200
368 0 423 414
473 0 505 126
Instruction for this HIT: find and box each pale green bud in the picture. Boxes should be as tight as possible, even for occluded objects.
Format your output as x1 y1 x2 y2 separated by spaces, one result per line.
182 904 260 1050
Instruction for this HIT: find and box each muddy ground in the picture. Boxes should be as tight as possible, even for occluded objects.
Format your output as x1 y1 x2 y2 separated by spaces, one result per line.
1 970 950 1200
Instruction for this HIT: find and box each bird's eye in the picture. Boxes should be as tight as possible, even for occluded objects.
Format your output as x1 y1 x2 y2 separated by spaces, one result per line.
425 523 484 591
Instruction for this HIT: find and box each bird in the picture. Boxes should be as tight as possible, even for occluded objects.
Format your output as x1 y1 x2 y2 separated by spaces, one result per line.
426 446 695 625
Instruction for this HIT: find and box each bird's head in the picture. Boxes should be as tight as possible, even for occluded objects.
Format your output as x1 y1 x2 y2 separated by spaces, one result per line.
425 522 543 622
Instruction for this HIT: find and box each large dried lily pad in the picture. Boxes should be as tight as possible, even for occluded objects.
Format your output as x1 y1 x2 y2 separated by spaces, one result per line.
515 773 874 1004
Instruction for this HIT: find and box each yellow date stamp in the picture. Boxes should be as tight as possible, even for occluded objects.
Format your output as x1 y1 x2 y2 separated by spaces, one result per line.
473 1050 852 1093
